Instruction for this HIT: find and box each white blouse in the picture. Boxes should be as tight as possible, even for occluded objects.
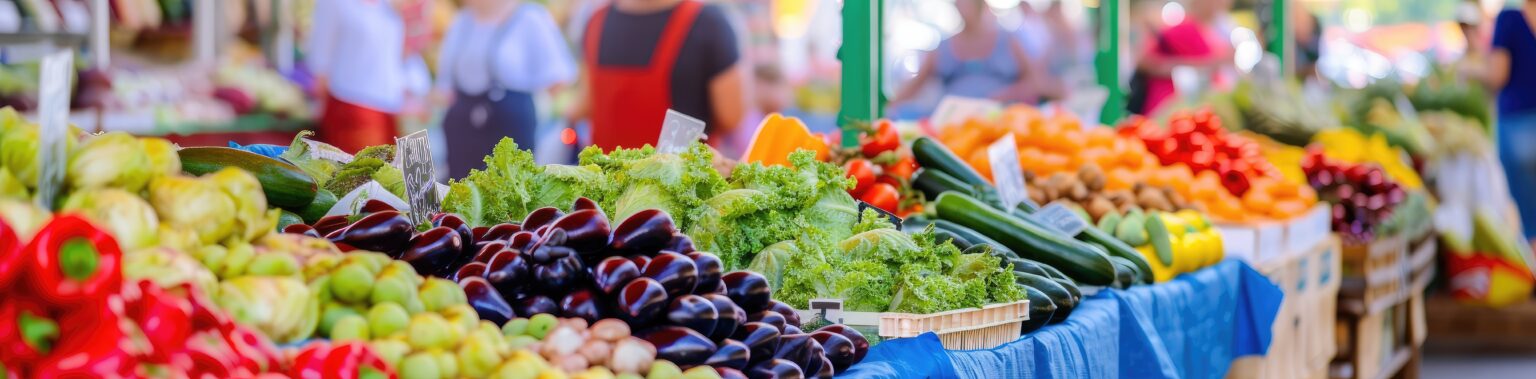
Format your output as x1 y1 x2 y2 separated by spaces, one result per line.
306 0 418 112
435 4 576 95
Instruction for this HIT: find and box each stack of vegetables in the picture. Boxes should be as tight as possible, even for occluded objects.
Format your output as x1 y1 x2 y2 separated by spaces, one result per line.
837 120 921 217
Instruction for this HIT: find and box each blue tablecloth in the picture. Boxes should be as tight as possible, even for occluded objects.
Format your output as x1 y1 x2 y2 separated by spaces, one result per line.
840 260 1283 379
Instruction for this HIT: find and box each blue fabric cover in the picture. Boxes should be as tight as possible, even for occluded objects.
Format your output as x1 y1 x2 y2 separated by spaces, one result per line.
839 260 1283 379
228 142 289 158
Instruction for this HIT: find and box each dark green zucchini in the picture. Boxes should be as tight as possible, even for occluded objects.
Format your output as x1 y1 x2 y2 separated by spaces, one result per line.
912 137 992 190
1014 271 1076 319
1005 257 1056 278
935 192 1117 285
1020 286 1057 333
179 147 318 208
296 189 338 224
1109 256 1144 288
1050 277 1083 306
931 220 1018 258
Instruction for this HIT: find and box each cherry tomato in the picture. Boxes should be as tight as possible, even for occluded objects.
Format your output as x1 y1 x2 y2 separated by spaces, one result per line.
861 120 900 158
845 160 879 197
860 183 901 212
883 154 918 181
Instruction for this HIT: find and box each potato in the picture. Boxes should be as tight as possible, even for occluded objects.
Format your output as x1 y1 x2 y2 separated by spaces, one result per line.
1086 196 1115 221
1078 164 1106 192
1137 186 1172 211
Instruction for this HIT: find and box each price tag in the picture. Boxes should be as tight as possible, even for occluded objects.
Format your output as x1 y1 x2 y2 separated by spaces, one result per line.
1031 203 1088 236
809 299 844 325
857 200 903 229
303 138 355 163
931 96 1003 130
395 130 440 225
988 134 1028 210
657 109 706 154
35 50 72 208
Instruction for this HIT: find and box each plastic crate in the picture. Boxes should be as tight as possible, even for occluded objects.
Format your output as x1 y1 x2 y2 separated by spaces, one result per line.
876 300 1031 350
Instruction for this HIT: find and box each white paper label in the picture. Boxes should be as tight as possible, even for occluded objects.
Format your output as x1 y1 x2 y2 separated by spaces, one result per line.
35 50 72 208
303 138 355 163
808 298 844 324
1032 203 1089 236
657 109 706 154
396 130 439 224
931 96 1003 130
988 134 1028 210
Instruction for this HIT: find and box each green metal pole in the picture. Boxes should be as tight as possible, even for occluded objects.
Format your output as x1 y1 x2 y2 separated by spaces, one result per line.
1095 0 1124 125
839 0 883 148
1266 0 1291 74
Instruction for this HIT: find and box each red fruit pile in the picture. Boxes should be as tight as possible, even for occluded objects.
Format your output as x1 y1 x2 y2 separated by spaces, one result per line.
846 120 920 216
1300 148 1407 243
1120 110 1282 197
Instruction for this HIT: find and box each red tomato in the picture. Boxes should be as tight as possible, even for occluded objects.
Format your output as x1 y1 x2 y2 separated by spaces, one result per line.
860 183 901 212
845 160 879 197
861 120 900 158
883 154 918 181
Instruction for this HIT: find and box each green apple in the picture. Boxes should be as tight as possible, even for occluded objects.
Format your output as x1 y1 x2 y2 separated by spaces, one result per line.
526 314 559 340
318 302 363 336
433 349 459 379
419 277 467 312
369 339 412 368
246 253 301 277
330 314 370 341
330 262 377 304
502 318 529 337
219 243 257 278
647 361 682 379
680 366 721 379
407 313 455 350
370 274 416 306
398 352 441 379
368 302 411 338
458 333 503 378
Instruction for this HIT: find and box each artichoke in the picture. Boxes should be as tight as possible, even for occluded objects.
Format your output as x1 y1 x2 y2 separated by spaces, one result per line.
60 188 160 250
67 132 152 193
216 276 320 343
149 175 236 245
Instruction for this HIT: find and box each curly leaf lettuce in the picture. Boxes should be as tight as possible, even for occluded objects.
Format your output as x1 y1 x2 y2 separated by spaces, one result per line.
580 143 726 227
689 150 856 268
443 138 610 226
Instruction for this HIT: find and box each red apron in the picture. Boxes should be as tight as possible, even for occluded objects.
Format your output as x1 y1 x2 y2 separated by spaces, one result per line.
583 1 703 152
316 94 398 154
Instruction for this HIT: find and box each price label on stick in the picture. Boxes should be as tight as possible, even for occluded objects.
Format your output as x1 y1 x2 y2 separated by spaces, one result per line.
657 109 706 154
35 51 72 209
857 200 903 229
988 134 1029 210
396 130 440 225
809 299 844 325
1032 203 1089 236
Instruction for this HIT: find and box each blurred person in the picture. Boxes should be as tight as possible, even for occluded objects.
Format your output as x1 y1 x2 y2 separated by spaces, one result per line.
578 0 748 151
891 0 1046 109
435 0 576 178
307 0 423 153
1455 1 1489 83
1487 0 1536 239
1133 0 1235 116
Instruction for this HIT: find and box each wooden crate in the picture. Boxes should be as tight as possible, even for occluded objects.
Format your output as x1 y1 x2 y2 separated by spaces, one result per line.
1227 237 1341 379
1424 295 1536 353
1339 229 1435 317
876 300 1032 350
1217 204 1332 266
1330 292 1424 379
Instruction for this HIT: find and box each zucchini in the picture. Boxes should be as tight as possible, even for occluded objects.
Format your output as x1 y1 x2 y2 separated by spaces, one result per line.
928 228 973 250
179 147 319 209
296 189 338 224
1020 286 1057 333
1015 272 1076 320
1005 257 1055 278
1144 213 1177 266
1016 202 1154 284
910 168 973 201
1050 277 1082 305
936 192 1117 285
277 210 305 231
900 215 935 233
912 137 992 190
931 220 1018 258
1109 256 1138 289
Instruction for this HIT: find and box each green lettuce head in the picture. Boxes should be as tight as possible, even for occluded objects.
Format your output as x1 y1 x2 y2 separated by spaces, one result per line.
61 188 160 250
150 175 236 245
68 132 152 193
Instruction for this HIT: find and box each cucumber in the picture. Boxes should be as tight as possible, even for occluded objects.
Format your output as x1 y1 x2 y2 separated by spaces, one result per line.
911 168 973 201
912 137 992 190
296 189 338 224
1144 213 1177 266
1050 277 1082 305
1020 286 1057 333
1014 272 1076 320
936 192 1116 285
931 220 1018 258
179 147 319 209
277 210 305 231
1084 229 1154 284
1005 257 1054 278
1109 256 1139 289
1097 211 1122 234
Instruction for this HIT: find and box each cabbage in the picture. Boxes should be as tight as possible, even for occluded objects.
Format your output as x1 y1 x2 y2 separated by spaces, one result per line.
747 239 798 291
68 132 152 192
124 247 218 296
60 188 160 250
206 167 274 241
149 175 236 245
216 276 320 343
139 137 181 180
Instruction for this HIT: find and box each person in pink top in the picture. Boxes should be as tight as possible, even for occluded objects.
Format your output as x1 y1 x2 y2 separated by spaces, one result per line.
1136 0 1234 116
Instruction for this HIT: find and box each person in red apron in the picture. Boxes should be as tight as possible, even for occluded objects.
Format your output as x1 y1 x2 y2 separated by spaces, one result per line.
306 0 418 153
581 0 746 152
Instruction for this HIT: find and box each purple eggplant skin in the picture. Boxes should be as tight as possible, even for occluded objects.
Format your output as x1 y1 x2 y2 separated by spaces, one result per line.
283 224 322 238
533 254 586 295
733 322 781 364
453 262 488 282
399 227 464 277
715 367 748 379
572 197 601 213
513 295 559 318
706 339 751 370
507 231 538 253
704 294 746 342
628 255 653 271
616 278 670 326
643 252 699 298
480 223 522 243
687 252 724 294
767 301 802 327
782 325 803 335
473 242 512 263
593 257 642 295
360 199 398 214
665 233 697 254
609 209 678 253
809 331 855 373
552 209 612 252
748 311 787 333
812 356 834 378
339 211 415 256
666 295 720 337
484 250 531 295
723 271 772 313
560 288 606 322
471 226 491 241
432 213 475 248
522 207 564 231
460 277 514 325
773 333 823 375
746 359 804 379
814 325 868 365
639 326 718 368
313 215 352 236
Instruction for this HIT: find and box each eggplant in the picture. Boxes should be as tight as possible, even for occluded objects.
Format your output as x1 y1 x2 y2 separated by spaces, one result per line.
480 223 522 243
533 254 585 295
593 257 642 295
513 295 558 318
773 333 823 375
813 356 834 378
809 331 855 373
666 233 697 254
610 209 677 253
639 326 718 367
529 235 577 264
282 223 319 237
666 295 719 337
432 213 475 249
312 215 351 236
360 199 397 214
767 300 801 327
707 339 751 370
643 252 699 298
688 252 724 294
782 325 803 335
628 255 653 270
399 226 464 277
716 367 748 379
551 209 612 251
471 226 491 241
508 231 538 251
723 271 771 313
338 211 415 255
522 207 564 231
749 311 787 333
814 325 868 366
733 322 781 364
804 348 829 379
460 277 513 325
616 278 669 326
453 262 487 282
484 250 531 295
572 197 601 213
704 294 745 342
746 359 803 379
473 241 512 263
560 288 605 321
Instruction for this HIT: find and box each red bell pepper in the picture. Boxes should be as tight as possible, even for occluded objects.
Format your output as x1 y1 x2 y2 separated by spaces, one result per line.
0 219 22 293
123 280 194 362
177 329 243 378
0 299 60 366
223 325 283 374
27 341 137 379
289 342 396 379
4 298 132 379
24 215 124 306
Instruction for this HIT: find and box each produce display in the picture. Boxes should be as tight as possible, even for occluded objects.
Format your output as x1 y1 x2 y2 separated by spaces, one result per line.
1300 149 1414 243
837 120 921 217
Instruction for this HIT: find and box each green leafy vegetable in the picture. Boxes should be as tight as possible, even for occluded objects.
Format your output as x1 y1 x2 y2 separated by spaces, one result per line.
689 150 855 269
444 139 610 226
